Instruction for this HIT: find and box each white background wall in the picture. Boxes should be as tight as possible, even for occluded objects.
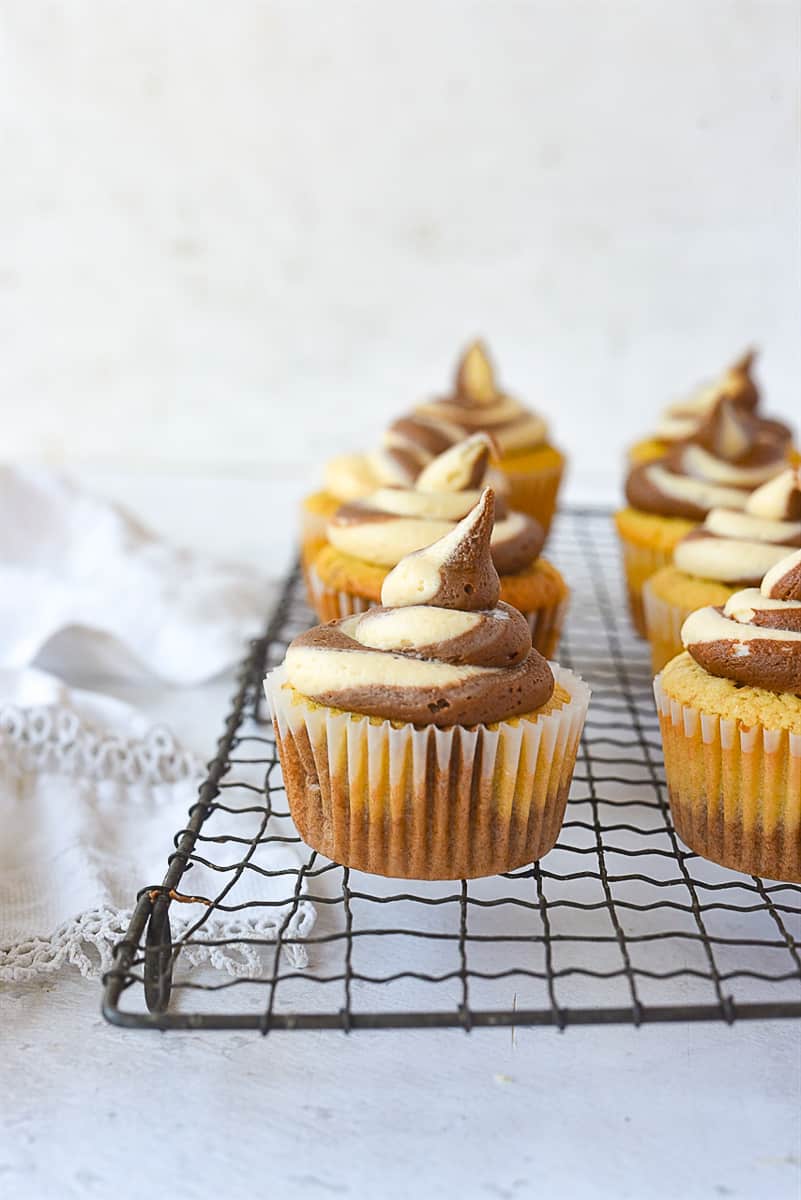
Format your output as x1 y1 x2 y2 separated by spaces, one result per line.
1 1 799 502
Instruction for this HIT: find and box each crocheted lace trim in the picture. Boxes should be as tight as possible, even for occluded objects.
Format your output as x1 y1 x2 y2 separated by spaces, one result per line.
0 702 201 786
0 904 313 981
0 703 313 979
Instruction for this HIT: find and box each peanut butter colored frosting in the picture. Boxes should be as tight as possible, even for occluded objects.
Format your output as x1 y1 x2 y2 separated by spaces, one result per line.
681 547 801 692
328 434 544 575
652 350 759 444
626 398 791 520
673 468 801 584
286 489 555 726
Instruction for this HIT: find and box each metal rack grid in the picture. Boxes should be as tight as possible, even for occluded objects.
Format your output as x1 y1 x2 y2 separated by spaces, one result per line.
102 508 801 1032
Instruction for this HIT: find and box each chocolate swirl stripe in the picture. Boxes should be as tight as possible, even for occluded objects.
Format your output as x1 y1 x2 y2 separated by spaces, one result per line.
285 489 555 726
673 468 801 584
626 397 791 520
653 350 759 443
328 435 545 575
682 548 801 691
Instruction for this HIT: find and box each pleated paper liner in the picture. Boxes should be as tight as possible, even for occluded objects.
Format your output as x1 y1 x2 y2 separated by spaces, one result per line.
618 536 674 637
643 581 693 674
266 664 590 880
307 564 569 660
502 455 565 537
654 674 801 883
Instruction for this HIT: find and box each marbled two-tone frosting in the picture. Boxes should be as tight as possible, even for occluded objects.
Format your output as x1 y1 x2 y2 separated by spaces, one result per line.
324 341 547 501
286 489 555 726
327 434 544 575
681 548 801 692
626 397 791 521
673 468 801 584
652 350 759 444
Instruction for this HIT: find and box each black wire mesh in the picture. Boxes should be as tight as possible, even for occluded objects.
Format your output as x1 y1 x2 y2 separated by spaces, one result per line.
102 508 801 1031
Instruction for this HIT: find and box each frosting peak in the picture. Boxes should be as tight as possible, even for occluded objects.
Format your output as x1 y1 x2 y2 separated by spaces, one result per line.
455 341 497 405
287 490 554 726
653 350 760 443
328 437 544 574
745 467 801 522
381 487 500 610
626 396 790 521
415 432 495 493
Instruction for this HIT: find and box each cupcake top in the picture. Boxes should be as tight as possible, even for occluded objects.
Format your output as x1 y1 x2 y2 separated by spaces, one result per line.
327 433 544 574
673 467 801 584
626 397 791 520
324 341 547 501
681 547 801 693
285 488 555 726
651 351 759 444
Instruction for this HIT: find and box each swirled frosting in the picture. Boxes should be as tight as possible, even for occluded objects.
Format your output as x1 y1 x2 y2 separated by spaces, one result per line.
673 468 801 584
626 397 791 520
286 489 555 725
653 351 759 443
328 434 544 575
323 342 548 501
681 548 801 692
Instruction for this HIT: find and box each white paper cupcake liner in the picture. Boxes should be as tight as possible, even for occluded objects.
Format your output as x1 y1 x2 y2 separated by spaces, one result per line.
654 674 801 881
265 664 590 879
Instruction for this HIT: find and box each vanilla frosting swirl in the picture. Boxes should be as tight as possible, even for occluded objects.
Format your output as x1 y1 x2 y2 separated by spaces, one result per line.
328 434 544 575
681 548 801 692
626 398 791 520
323 342 547 502
673 468 801 584
653 351 759 443
286 490 555 725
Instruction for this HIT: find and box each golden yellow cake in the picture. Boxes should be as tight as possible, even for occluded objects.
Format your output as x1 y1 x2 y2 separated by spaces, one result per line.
643 467 801 671
267 490 590 879
299 490 340 586
643 566 733 673
617 397 793 636
655 547 801 881
614 509 697 636
308 434 570 659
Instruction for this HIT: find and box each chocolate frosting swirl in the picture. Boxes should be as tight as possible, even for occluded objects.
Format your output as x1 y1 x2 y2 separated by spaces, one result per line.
322 342 541 502
328 434 545 575
673 468 801 584
652 350 760 443
682 548 801 692
286 489 555 726
626 398 791 520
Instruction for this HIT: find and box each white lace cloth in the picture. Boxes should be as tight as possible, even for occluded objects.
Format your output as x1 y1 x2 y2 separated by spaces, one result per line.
0 466 272 684
0 669 315 981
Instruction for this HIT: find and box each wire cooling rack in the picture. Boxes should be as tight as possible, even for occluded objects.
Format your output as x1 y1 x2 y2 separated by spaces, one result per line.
102 508 801 1032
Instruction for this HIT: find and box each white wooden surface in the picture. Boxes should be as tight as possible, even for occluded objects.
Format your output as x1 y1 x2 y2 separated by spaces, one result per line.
2 471 800 1200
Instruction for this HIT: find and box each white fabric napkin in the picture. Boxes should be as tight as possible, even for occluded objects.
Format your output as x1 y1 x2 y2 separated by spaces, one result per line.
0 466 272 684
0 668 316 982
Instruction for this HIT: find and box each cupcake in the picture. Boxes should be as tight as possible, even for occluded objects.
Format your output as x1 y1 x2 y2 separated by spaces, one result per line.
616 397 792 635
628 350 760 466
308 434 570 658
654 548 801 881
643 468 801 672
266 489 590 879
300 339 565 575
